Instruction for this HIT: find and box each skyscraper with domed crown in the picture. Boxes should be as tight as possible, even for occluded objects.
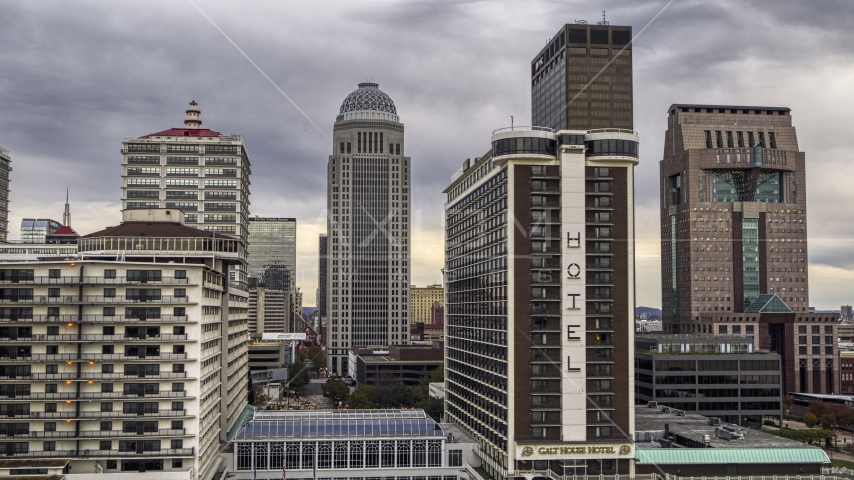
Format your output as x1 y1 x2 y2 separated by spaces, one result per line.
326 82 411 375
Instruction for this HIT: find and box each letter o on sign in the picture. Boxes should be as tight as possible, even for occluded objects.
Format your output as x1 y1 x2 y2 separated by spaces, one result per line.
567 263 581 277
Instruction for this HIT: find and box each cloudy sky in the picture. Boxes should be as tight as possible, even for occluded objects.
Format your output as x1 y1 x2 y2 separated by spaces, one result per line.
1 0 853 309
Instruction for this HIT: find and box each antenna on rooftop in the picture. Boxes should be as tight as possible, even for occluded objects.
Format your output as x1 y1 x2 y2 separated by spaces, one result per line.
575 19 588 24
597 10 609 25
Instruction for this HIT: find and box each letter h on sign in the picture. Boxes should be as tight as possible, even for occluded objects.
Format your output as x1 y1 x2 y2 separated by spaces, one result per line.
567 232 581 248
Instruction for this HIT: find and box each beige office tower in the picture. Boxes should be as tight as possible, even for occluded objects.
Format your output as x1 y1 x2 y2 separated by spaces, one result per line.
410 284 443 324
326 83 411 375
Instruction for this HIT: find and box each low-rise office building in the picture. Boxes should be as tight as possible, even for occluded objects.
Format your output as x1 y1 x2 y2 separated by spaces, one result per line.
635 403 828 475
635 334 782 428
228 409 479 480
350 344 443 386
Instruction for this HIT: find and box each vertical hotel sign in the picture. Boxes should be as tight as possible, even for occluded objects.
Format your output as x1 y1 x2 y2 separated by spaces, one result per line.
560 145 587 441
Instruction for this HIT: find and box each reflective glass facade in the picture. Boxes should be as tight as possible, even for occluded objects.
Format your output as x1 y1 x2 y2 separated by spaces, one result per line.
247 218 297 289
20 219 62 244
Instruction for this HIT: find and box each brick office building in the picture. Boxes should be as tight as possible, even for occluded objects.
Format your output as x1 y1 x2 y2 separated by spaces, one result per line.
659 105 836 394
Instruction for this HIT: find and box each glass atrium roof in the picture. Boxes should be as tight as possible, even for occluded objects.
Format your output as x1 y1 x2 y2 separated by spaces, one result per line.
233 409 445 441
744 294 793 313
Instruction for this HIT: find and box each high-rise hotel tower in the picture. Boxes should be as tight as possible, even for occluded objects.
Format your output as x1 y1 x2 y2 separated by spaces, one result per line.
326 83 411 375
444 127 639 479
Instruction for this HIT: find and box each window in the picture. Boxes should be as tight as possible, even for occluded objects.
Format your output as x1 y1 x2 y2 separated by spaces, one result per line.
171 420 183 429
103 326 115 335
746 325 754 334
813 346 820 355
174 308 185 317
48 269 61 279
172 402 184 411
100 440 112 450
719 325 727 334
102 364 114 373
827 346 834 355
799 336 807 345
732 325 741 334
172 459 183 468
171 439 183 449
44 403 57 413
173 345 185 354
101 403 113 412
799 346 807 355
704 131 712 149
45 365 58 374
101 421 112 431
104 288 116 298
44 422 56 432
48 288 60 297
104 270 116 279
174 270 186 279
174 288 186 298
43 441 55 452
47 326 58 335
532 427 547 438
825 325 834 334
46 345 58 354
448 450 462 467
102 383 114 393
102 345 114 354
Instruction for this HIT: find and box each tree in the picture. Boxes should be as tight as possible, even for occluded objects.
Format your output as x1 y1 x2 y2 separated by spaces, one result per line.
804 412 818 429
253 384 270 408
288 359 311 393
324 378 350 406
348 385 376 409
416 397 444 421
306 345 327 373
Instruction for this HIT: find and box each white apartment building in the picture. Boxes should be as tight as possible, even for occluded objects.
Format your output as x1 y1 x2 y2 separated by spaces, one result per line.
0 211 249 480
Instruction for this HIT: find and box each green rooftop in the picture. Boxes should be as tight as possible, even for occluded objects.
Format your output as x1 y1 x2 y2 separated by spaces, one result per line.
635 447 828 465
227 404 257 442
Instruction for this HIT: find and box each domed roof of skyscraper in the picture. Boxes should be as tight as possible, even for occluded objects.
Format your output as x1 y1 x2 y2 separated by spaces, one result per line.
339 83 397 115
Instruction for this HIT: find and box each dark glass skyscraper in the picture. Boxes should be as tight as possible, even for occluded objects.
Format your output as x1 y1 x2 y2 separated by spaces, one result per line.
531 24 633 131
318 233 328 318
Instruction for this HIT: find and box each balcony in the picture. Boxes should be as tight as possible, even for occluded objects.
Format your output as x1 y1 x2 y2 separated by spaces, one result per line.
3 447 194 458
0 295 191 304
0 315 191 324
6 428 188 439
0 334 189 343
0 372 190 380
0 391 188 401
0 275 189 285
0 352 189 362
